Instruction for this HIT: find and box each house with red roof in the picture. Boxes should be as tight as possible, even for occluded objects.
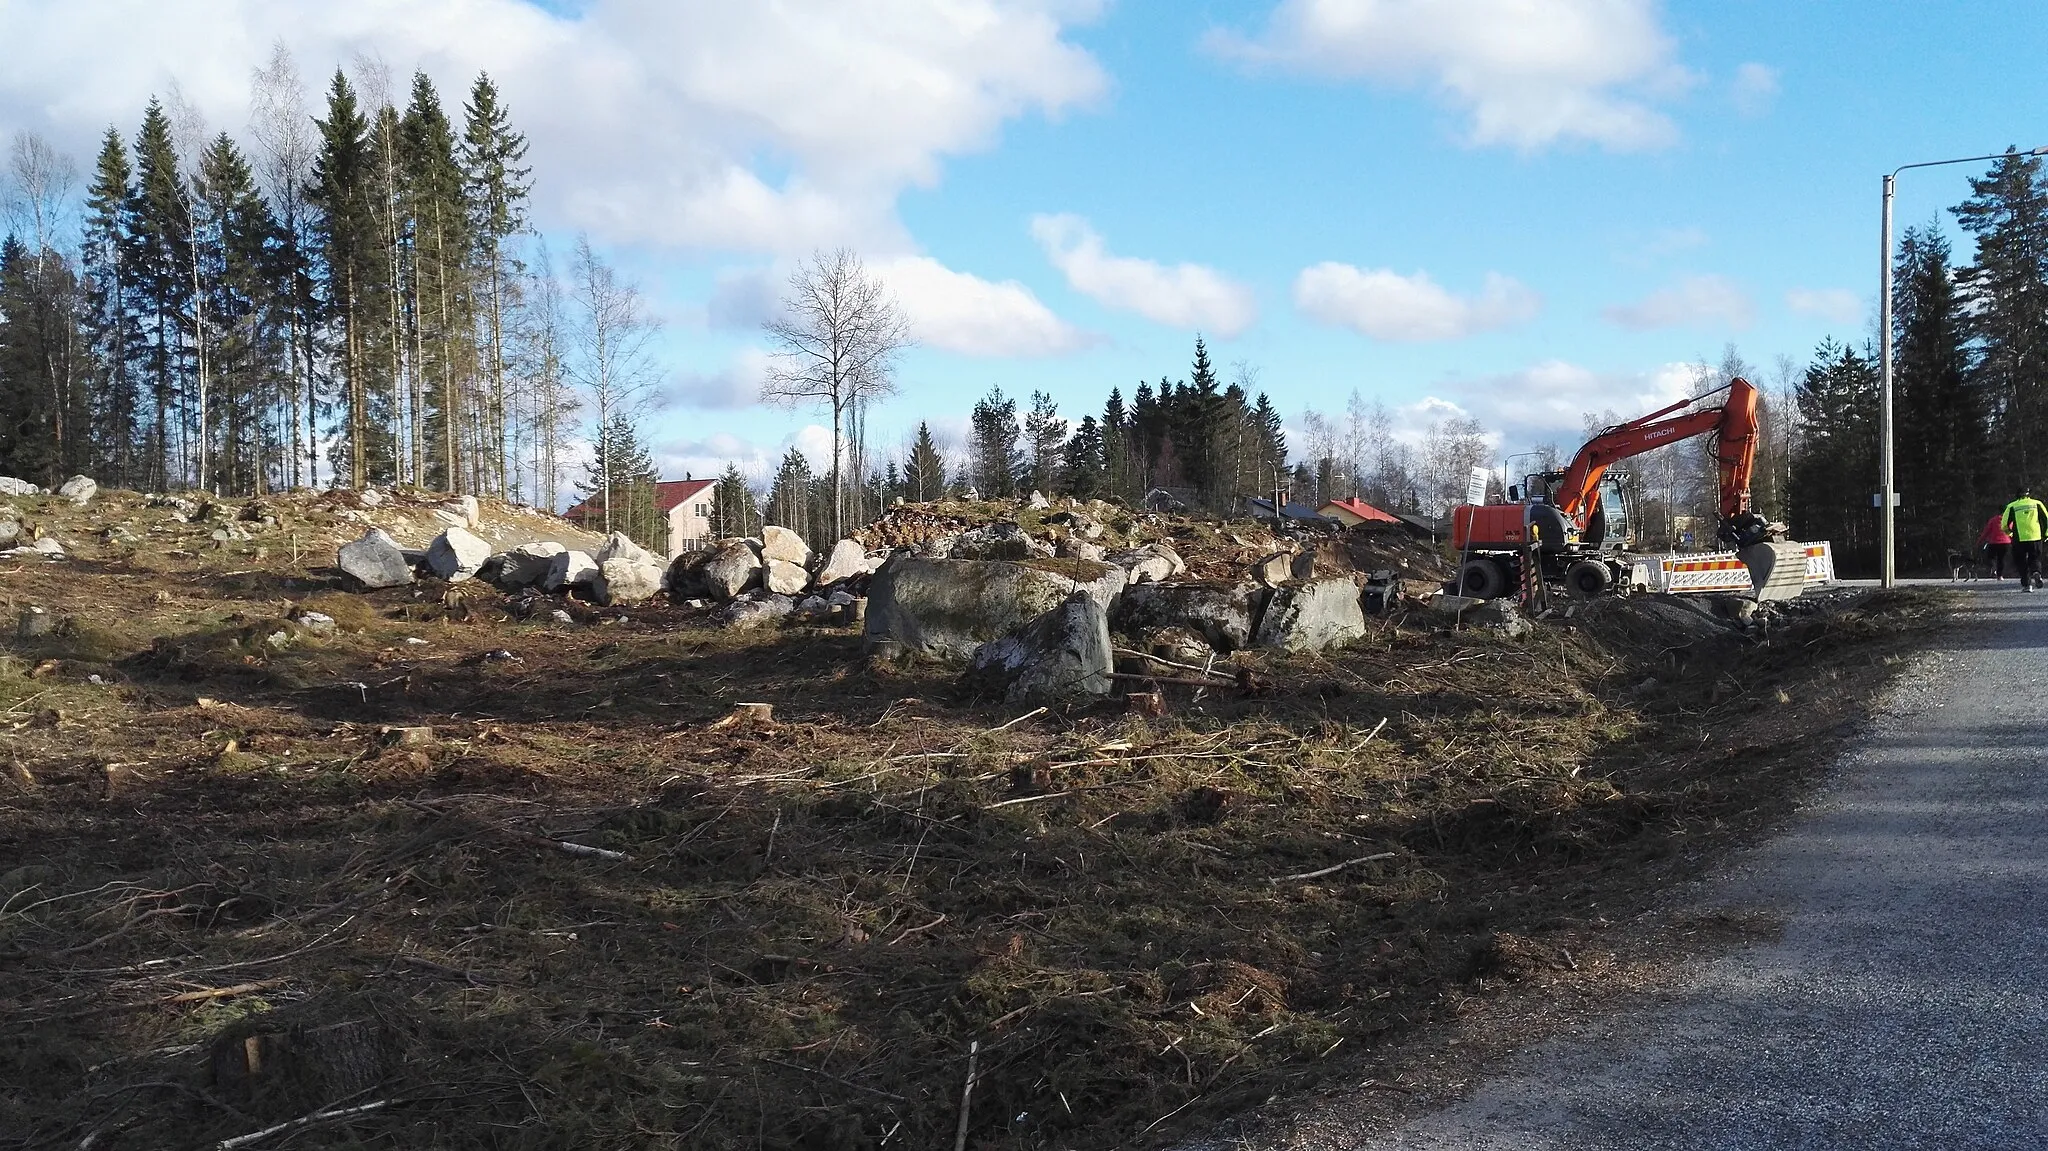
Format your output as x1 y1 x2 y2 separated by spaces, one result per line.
563 477 719 558
1319 497 1401 527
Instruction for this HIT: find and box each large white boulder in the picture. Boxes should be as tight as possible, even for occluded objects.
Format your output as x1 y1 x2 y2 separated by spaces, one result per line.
815 539 872 585
761 525 812 567
595 531 659 568
543 549 599 591
966 593 1113 702
426 525 493 582
697 540 763 600
0 477 45 498
338 528 414 589
497 541 567 589
594 558 665 605
863 556 1124 660
764 558 810 595
56 476 97 505
1110 543 1186 585
1111 581 1261 653
1254 578 1366 653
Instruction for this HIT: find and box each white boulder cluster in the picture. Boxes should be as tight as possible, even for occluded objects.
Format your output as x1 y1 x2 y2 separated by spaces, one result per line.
336 520 893 615
667 525 887 610
860 523 1391 703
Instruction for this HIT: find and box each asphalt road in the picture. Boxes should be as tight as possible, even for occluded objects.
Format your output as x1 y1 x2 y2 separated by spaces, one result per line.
1234 583 2048 1151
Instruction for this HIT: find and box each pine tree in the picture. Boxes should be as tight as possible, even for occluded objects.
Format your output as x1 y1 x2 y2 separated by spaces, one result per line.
1892 224 1981 570
969 386 1020 497
904 420 946 502
1022 389 1066 494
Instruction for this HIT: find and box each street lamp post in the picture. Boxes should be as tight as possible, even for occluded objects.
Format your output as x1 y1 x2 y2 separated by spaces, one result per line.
1879 147 2048 587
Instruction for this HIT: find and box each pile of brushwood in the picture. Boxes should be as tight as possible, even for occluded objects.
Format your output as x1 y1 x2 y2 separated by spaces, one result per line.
0 523 1941 1149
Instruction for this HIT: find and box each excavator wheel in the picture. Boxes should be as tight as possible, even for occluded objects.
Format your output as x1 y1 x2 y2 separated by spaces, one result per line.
1564 558 1613 601
1457 558 1510 601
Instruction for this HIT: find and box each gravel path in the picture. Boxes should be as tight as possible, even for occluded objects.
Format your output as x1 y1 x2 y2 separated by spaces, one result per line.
1243 586 2048 1150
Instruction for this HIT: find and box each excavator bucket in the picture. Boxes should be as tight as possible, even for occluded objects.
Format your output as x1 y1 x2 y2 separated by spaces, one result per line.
1738 541 1809 601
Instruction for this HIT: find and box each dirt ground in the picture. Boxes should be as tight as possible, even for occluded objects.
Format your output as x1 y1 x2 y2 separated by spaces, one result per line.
0 489 1944 1150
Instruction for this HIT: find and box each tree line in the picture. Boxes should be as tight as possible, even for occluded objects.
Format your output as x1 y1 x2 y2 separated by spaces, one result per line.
0 45 584 507
1790 148 2048 575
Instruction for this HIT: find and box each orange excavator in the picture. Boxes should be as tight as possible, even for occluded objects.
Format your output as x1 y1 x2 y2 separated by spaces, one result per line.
1449 377 1781 601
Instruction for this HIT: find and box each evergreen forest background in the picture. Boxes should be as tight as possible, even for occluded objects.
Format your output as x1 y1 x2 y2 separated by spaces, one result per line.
2 44 2044 575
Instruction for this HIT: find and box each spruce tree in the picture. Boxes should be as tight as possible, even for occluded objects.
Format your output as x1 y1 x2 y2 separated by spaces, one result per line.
577 411 660 548
1954 148 2048 482
713 461 760 538
402 71 474 493
969 386 1021 497
904 420 946 502
193 133 281 494
462 72 531 496
1789 339 1882 573
1892 224 1981 570
130 99 192 488
311 71 381 486
767 446 816 538
0 238 88 483
82 127 142 485
1022 389 1066 494
1101 387 1133 500
1062 415 1106 498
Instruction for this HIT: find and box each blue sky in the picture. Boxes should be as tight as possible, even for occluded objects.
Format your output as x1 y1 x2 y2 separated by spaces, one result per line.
4 0 2045 486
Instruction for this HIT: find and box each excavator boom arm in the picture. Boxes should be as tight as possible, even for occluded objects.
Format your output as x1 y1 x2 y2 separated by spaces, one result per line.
1552 378 1759 526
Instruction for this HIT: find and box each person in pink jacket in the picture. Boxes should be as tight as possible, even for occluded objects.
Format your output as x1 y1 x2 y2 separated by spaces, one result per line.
1981 513 2013 579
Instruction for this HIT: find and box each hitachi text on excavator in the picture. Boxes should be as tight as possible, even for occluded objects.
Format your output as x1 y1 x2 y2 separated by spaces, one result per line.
1448 376 1797 602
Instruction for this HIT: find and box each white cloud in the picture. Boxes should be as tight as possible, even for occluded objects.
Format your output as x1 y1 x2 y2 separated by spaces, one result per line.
872 256 1092 357
1292 263 1539 341
1030 213 1258 337
1785 287 1862 325
1602 274 1755 330
655 423 835 484
0 0 1109 255
1208 0 1692 151
663 348 775 412
1731 62 1780 117
1438 359 1701 449
708 255 1089 358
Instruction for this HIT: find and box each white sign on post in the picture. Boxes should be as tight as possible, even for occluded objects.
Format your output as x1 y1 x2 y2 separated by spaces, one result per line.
1465 465 1490 506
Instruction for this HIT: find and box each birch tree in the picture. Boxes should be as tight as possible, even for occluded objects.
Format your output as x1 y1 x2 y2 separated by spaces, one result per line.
761 248 911 540
566 235 659 533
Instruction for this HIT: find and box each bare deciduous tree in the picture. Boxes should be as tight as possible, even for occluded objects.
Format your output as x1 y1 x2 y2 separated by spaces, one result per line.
761 248 911 540
7 131 79 469
567 235 661 533
250 41 319 488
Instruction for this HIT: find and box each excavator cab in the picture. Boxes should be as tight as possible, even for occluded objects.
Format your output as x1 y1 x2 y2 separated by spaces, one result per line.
1583 474 1633 551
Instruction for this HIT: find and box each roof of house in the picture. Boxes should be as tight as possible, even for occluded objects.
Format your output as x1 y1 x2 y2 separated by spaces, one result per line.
564 478 716 521
1321 497 1401 524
